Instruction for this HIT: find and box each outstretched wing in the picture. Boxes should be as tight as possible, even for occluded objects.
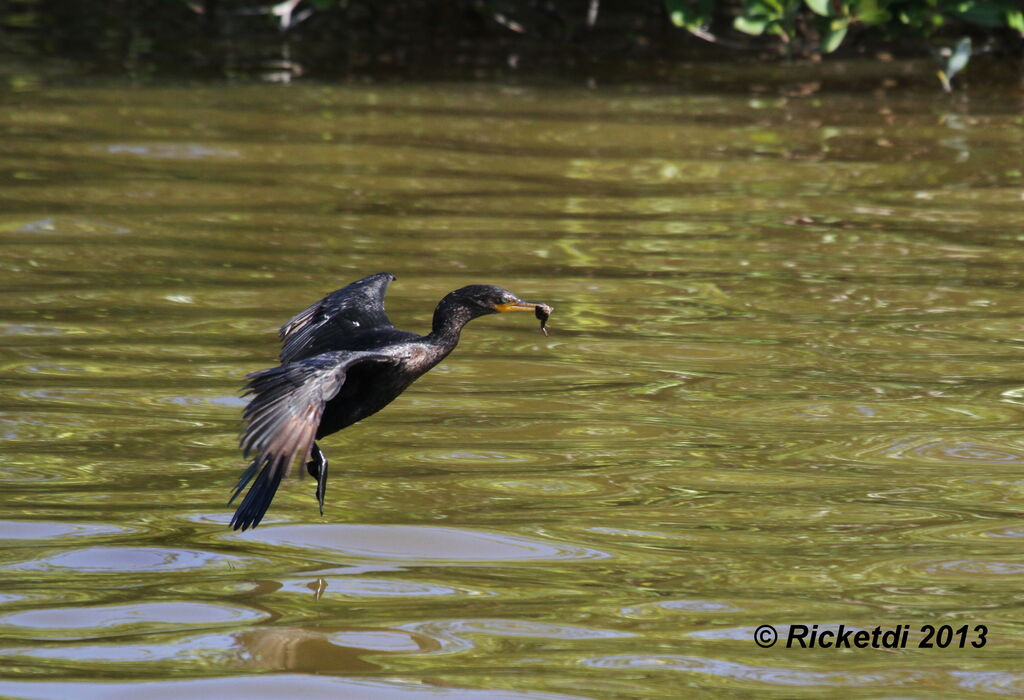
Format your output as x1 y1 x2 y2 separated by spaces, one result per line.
229 350 395 530
279 272 397 363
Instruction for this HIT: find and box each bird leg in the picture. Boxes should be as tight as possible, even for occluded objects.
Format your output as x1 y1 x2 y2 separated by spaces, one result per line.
306 441 328 516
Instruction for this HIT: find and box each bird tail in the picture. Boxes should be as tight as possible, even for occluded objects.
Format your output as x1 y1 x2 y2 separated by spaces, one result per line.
228 455 286 531
228 348 391 530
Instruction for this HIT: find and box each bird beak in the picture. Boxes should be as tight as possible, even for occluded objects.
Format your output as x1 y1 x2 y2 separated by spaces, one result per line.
494 299 548 313
494 299 553 336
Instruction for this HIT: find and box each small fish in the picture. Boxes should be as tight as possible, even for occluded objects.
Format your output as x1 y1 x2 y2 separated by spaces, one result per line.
535 304 553 336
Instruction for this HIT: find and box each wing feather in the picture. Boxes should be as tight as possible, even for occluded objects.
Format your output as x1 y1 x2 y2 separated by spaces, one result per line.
279 272 397 363
229 350 395 530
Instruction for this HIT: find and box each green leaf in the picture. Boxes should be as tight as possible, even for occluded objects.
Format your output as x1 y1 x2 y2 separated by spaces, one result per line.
805 0 833 17
734 14 770 35
1008 9 1024 34
745 0 777 16
666 0 686 27
768 22 790 39
852 0 889 23
897 6 944 31
821 17 849 52
856 8 891 24
665 0 713 30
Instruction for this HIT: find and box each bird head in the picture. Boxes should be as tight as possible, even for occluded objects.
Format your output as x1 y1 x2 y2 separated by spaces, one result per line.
448 285 545 317
433 285 553 336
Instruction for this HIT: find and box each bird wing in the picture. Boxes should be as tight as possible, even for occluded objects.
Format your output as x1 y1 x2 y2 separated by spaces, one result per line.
278 272 397 363
229 350 396 530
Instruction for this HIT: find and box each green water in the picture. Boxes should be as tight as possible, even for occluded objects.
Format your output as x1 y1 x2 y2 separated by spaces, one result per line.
1 76 1024 699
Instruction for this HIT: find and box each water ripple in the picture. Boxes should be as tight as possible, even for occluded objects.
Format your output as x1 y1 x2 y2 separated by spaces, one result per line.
0 520 131 541
619 599 741 618
953 671 1024 696
229 525 612 563
277 576 482 599
9 547 262 574
4 81 1024 699
0 602 267 639
399 618 632 654
101 143 241 160
580 654 923 687
0 675 585 700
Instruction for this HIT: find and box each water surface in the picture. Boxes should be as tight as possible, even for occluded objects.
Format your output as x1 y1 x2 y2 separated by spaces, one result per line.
1 76 1023 698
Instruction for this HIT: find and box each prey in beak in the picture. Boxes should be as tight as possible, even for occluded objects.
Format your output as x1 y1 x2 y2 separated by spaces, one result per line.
494 299 554 336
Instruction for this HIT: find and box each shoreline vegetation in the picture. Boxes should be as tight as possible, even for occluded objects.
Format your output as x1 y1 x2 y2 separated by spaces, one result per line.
1 1 1021 88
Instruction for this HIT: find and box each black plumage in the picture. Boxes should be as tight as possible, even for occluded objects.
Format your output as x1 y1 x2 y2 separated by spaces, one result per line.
228 272 552 530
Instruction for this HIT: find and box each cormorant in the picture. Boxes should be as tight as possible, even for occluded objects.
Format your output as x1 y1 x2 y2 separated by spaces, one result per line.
228 272 552 530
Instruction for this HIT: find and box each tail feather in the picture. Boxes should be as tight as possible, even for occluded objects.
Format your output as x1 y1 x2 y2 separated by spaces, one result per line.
228 459 261 505
229 456 286 531
229 349 394 529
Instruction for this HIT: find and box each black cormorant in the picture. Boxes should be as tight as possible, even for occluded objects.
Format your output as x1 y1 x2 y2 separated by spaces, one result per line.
229 272 552 530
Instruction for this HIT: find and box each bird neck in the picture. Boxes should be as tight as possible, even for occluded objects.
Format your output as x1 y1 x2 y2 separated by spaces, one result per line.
426 298 476 350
